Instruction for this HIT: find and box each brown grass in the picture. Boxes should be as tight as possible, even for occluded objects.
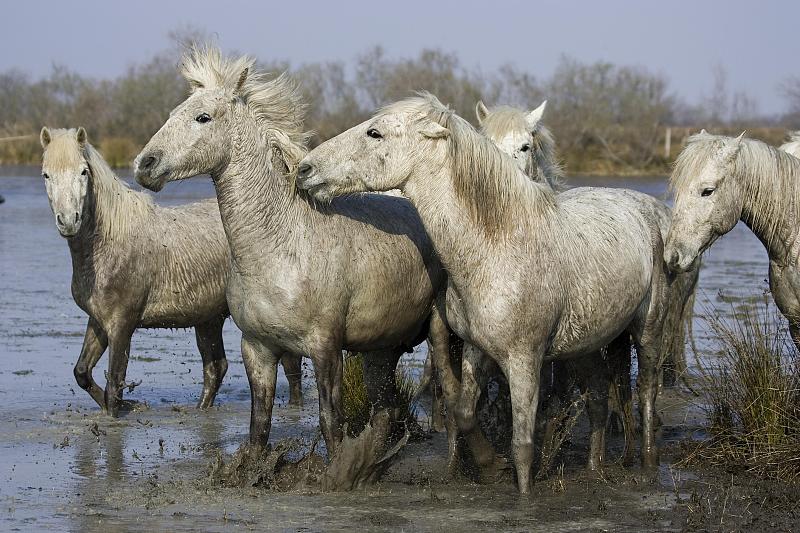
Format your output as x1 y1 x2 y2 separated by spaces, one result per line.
678 296 800 482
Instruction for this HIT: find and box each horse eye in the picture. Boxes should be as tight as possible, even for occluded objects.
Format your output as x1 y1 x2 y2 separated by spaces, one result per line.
42 173 50 180
196 113 212 124
701 187 715 197
520 144 531 153
81 168 88 177
366 128 383 139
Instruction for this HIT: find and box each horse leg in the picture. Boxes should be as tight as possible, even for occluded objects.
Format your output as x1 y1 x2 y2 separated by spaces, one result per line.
539 359 574 472
507 347 544 494
194 316 228 409
104 321 136 418
426 306 461 474
74 317 108 409
362 348 403 410
455 343 507 481
572 354 610 471
281 353 304 407
769 261 800 352
240 335 280 449
606 335 636 466
311 348 344 456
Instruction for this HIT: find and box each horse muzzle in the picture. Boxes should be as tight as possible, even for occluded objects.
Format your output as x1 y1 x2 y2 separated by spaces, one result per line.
134 150 167 192
664 244 697 273
55 211 81 237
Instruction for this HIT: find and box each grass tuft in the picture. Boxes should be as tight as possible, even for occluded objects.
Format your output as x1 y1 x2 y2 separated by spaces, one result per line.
679 296 800 482
341 352 419 437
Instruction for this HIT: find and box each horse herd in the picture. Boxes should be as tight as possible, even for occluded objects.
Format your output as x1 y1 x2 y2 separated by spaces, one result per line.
38 45 800 495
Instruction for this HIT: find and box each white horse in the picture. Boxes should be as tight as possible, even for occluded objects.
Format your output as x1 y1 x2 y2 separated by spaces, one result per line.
666 131 800 350
297 94 669 493
477 100 700 388
40 127 304 414
133 47 455 460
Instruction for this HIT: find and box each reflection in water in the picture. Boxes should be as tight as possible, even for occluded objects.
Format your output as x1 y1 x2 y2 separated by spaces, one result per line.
0 172 783 530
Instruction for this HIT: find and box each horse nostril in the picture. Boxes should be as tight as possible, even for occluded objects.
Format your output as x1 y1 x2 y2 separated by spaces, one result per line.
139 151 162 173
74 212 80 223
298 162 314 179
56 213 64 226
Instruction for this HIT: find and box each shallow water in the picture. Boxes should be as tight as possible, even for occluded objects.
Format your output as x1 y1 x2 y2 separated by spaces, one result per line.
0 171 772 531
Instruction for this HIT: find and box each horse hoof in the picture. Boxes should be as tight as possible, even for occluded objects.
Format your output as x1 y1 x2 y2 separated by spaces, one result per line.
477 455 512 484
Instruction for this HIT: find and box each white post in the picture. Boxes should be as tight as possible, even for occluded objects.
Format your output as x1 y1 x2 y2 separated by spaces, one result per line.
664 127 672 159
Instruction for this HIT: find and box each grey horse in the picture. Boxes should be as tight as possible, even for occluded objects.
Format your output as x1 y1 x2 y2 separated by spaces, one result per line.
132 46 454 459
297 94 670 493
666 131 800 351
40 126 303 415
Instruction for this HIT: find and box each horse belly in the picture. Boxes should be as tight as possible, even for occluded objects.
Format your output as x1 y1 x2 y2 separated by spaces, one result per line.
343 277 434 350
550 258 651 357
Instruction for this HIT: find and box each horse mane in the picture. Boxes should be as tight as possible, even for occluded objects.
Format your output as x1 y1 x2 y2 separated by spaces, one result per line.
479 105 564 189
180 45 311 173
672 132 800 249
383 93 556 236
44 129 154 239
779 131 800 158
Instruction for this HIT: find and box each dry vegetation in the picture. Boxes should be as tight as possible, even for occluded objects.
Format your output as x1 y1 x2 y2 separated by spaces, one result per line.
2 29 797 174
679 297 800 482
340 352 419 437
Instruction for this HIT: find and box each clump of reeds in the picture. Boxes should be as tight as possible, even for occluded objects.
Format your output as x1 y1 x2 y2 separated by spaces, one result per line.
341 352 419 437
679 297 800 482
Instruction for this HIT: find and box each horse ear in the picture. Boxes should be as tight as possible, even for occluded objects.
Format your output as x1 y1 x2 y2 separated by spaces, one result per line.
234 68 249 95
40 127 51 149
76 127 87 145
475 101 489 125
699 128 709 136
526 100 547 130
420 122 450 139
735 131 746 143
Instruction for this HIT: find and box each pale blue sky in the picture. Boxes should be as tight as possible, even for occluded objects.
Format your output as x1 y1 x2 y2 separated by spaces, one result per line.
2 0 795 115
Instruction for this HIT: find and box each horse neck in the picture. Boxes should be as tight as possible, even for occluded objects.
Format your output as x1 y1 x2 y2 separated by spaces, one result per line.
403 156 554 283
66 165 131 259
213 113 306 269
736 155 800 263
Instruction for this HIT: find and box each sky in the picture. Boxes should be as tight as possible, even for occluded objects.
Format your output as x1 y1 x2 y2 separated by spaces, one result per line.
1 0 796 116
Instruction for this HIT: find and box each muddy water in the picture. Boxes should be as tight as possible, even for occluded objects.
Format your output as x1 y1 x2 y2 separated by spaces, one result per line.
0 171 769 531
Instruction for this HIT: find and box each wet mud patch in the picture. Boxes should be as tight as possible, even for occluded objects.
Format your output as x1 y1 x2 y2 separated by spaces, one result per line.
205 409 410 493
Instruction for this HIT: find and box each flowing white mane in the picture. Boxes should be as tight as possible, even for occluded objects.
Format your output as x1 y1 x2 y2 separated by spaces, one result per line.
180 45 311 171
479 105 564 189
672 132 800 248
382 93 556 235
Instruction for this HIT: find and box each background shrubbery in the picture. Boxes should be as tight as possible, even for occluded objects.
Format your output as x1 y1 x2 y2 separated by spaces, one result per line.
1 29 798 173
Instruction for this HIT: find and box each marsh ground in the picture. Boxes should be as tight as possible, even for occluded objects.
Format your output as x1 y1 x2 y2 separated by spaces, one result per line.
1 172 792 532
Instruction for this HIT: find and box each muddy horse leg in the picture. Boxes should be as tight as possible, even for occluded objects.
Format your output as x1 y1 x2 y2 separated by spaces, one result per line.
241 335 281 449
572 354 611 471
507 347 545 494
606 335 636 466
104 320 136 417
311 347 345 456
195 316 228 409
538 359 575 474
455 343 508 482
281 353 304 407
361 348 403 411
74 317 108 409
426 306 462 474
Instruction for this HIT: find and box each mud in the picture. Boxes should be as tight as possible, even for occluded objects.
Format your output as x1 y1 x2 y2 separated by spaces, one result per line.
1 171 794 532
